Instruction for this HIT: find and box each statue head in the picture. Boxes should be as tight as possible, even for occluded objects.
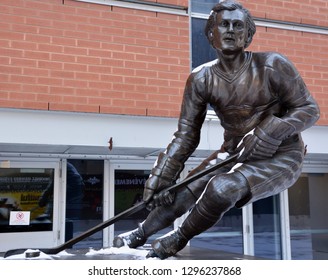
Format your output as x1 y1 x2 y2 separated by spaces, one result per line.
205 0 256 50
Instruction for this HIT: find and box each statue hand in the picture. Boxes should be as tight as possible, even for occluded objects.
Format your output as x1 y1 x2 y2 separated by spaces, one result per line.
145 190 176 211
143 175 174 203
237 130 281 162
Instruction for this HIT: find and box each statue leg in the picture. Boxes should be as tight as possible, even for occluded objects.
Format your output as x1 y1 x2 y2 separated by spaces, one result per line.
147 171 250 259
112 186 199 248
113 151 232 249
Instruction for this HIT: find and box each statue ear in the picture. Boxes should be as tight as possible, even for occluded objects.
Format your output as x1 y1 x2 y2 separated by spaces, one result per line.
208 31 214 42
244 31 252 48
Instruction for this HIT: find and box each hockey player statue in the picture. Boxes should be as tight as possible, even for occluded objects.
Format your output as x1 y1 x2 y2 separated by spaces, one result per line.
113 0 320 259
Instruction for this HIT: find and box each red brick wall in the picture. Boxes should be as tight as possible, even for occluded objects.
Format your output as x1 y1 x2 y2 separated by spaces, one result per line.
0 0 327 124
0 0 190 117
242 0 328 27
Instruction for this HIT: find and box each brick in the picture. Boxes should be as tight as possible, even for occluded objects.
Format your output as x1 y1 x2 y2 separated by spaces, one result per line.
135 85 159 94
10 91 36 101
10 75 37 84
112 83 135 92
0 65 22 75
11 58 38 68
21 101 49 110
22 84 49 94
38 43 63 53
64 79 88 88
125 92 148 101
50 86 74 95
51 53 76 63
38 60 63 70
75 72 100 81
88 81 113 90
123 107 147 116
76 23 102 34
135 69 158 78
52 70 75 79
38 28 66 39
0 82 22 91
24 50 51 60
74 104 100 113
147 108 171 117
51 37 76 46
62 95 88 104
22 67 49 77
0 100 22 109
0 31 24 41
76 56 101 65
26 17 53 28
49 102 75 112
0 91 9 99
99 105 124 115
25 34 51 44
36 77 64 86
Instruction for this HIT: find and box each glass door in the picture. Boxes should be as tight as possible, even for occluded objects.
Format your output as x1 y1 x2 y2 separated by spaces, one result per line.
64 159 104 249
0 159 61 252
107 161 176 247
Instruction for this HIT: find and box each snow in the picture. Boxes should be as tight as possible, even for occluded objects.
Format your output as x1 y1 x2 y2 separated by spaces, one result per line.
1 249 54 260
86 247 149 258
0 246 159 260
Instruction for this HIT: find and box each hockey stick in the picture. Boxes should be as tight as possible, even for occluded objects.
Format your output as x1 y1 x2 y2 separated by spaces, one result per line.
4 153 238 258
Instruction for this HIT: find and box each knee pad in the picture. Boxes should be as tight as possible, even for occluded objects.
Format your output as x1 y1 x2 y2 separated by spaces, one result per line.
203 172 249 207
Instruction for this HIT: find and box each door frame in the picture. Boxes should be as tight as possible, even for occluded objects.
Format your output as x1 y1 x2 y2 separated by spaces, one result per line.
105 159 153 247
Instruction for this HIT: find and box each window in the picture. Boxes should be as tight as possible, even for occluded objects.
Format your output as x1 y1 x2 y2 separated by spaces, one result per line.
0 167 54 233
288 175 328 260
253 195 282 259
191 0 217 14
191 17 217 69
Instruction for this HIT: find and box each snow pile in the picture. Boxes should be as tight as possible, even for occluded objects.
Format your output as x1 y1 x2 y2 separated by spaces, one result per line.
86 246 149 259
0 246 162 260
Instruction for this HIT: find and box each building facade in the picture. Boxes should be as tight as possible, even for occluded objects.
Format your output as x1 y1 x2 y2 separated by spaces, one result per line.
0 0 327 259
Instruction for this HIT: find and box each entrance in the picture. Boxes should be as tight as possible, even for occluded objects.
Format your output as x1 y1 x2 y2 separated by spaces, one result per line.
107 161 175 247
64 159 104 249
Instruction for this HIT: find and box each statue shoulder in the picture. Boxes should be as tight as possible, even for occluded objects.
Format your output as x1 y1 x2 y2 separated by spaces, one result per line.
191 59 217 77
253 52 299 77
184 59 217 90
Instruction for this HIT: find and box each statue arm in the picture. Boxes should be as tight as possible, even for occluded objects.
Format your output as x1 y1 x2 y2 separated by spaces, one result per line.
143 71 208 202
271 54 320 135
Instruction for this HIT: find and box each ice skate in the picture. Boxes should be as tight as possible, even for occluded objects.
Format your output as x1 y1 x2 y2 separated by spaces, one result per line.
113 223 147 248
146 229 188 259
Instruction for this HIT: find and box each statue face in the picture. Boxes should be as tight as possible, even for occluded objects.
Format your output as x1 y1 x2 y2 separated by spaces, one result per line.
211 9 247 54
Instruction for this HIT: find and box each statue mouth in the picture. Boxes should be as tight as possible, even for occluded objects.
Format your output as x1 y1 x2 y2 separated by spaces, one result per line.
223 36 235 42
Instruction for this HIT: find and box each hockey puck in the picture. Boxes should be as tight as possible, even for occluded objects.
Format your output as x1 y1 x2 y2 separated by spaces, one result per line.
25 251 40 258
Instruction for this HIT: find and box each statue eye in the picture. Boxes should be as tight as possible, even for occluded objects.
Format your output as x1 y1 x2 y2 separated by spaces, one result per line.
234 22 244 30
220 20 228 27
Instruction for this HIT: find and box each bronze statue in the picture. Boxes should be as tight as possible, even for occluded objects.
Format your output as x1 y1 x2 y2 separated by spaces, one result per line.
113 0 320 259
